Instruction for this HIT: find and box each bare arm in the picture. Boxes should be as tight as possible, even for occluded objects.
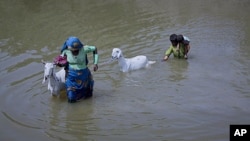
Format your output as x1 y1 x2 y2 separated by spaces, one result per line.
93 47 99 71
162 47 172 61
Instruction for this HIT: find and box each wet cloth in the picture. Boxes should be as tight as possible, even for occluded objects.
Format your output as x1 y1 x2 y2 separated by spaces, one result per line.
165 45 185 58
66 67 94 101
54 55 67 67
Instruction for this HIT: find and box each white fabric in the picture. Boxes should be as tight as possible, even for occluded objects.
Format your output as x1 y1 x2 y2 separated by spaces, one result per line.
184 36 190 42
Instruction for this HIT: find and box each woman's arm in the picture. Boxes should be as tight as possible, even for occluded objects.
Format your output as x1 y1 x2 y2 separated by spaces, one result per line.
93 47 99 71
84 45 99 71
162 47 172 61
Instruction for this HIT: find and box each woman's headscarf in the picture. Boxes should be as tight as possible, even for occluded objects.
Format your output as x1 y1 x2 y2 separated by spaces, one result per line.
61 36 84 53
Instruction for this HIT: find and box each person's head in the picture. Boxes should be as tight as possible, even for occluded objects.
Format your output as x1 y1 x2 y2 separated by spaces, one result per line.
65 37 84 55
170 34 178 46
177 34 184 43
68 42 81 55
68 42 80 50
61 36 84 53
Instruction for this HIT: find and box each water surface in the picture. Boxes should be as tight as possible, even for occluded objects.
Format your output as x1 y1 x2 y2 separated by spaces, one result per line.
0 0 250 141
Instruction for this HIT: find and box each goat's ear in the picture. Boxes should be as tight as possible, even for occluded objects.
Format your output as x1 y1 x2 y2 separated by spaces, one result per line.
41 60 46 64
117 51 121 58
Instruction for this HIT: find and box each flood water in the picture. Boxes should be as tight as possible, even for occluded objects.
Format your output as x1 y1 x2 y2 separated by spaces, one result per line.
1 0 250 141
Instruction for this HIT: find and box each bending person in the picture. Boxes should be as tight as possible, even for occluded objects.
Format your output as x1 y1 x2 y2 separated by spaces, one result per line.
60 36 99 103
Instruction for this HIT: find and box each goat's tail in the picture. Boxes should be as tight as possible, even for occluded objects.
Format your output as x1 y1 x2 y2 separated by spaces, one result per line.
146 60 156 68
148 60 156 65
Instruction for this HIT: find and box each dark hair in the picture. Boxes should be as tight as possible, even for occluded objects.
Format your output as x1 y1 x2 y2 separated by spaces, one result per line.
170 34 177 42
177 35 184 43
183 40 190 45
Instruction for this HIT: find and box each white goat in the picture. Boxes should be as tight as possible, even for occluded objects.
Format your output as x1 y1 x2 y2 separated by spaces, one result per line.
42 61 66 96
111 48 156 72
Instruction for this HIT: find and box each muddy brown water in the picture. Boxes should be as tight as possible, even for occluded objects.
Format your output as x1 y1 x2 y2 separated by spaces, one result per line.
0 0 250 141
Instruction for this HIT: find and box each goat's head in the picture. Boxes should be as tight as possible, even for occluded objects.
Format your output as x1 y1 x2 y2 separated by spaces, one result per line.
42 60 55 84
111 48 122 60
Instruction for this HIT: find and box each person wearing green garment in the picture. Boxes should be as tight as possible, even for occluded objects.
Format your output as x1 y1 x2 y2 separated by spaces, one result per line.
59 36 99 103
162 34 191 61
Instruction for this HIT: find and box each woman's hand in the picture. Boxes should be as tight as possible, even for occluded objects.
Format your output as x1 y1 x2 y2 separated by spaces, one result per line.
93 64 98 71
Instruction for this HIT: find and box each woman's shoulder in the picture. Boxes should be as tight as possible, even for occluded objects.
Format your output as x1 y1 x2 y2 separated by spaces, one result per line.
84 45 96 49
84 45 96 52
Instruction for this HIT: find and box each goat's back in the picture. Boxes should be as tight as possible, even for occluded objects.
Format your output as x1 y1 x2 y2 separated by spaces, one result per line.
56 68 66 83
127 55 148 70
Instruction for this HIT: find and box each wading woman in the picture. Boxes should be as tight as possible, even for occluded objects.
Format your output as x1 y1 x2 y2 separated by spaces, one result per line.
58 36 99 103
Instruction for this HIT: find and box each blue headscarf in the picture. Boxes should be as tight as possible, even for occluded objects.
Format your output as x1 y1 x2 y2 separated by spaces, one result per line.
61 36 84 53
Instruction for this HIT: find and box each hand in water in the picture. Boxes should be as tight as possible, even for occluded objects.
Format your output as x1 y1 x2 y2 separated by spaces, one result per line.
184 55 188 59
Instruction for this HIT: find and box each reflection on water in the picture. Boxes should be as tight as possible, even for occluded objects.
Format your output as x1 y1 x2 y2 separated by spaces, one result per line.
1 0 250 141
167 60 189 82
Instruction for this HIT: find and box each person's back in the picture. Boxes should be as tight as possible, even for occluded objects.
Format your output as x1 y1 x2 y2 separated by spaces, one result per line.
177 35 190 59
